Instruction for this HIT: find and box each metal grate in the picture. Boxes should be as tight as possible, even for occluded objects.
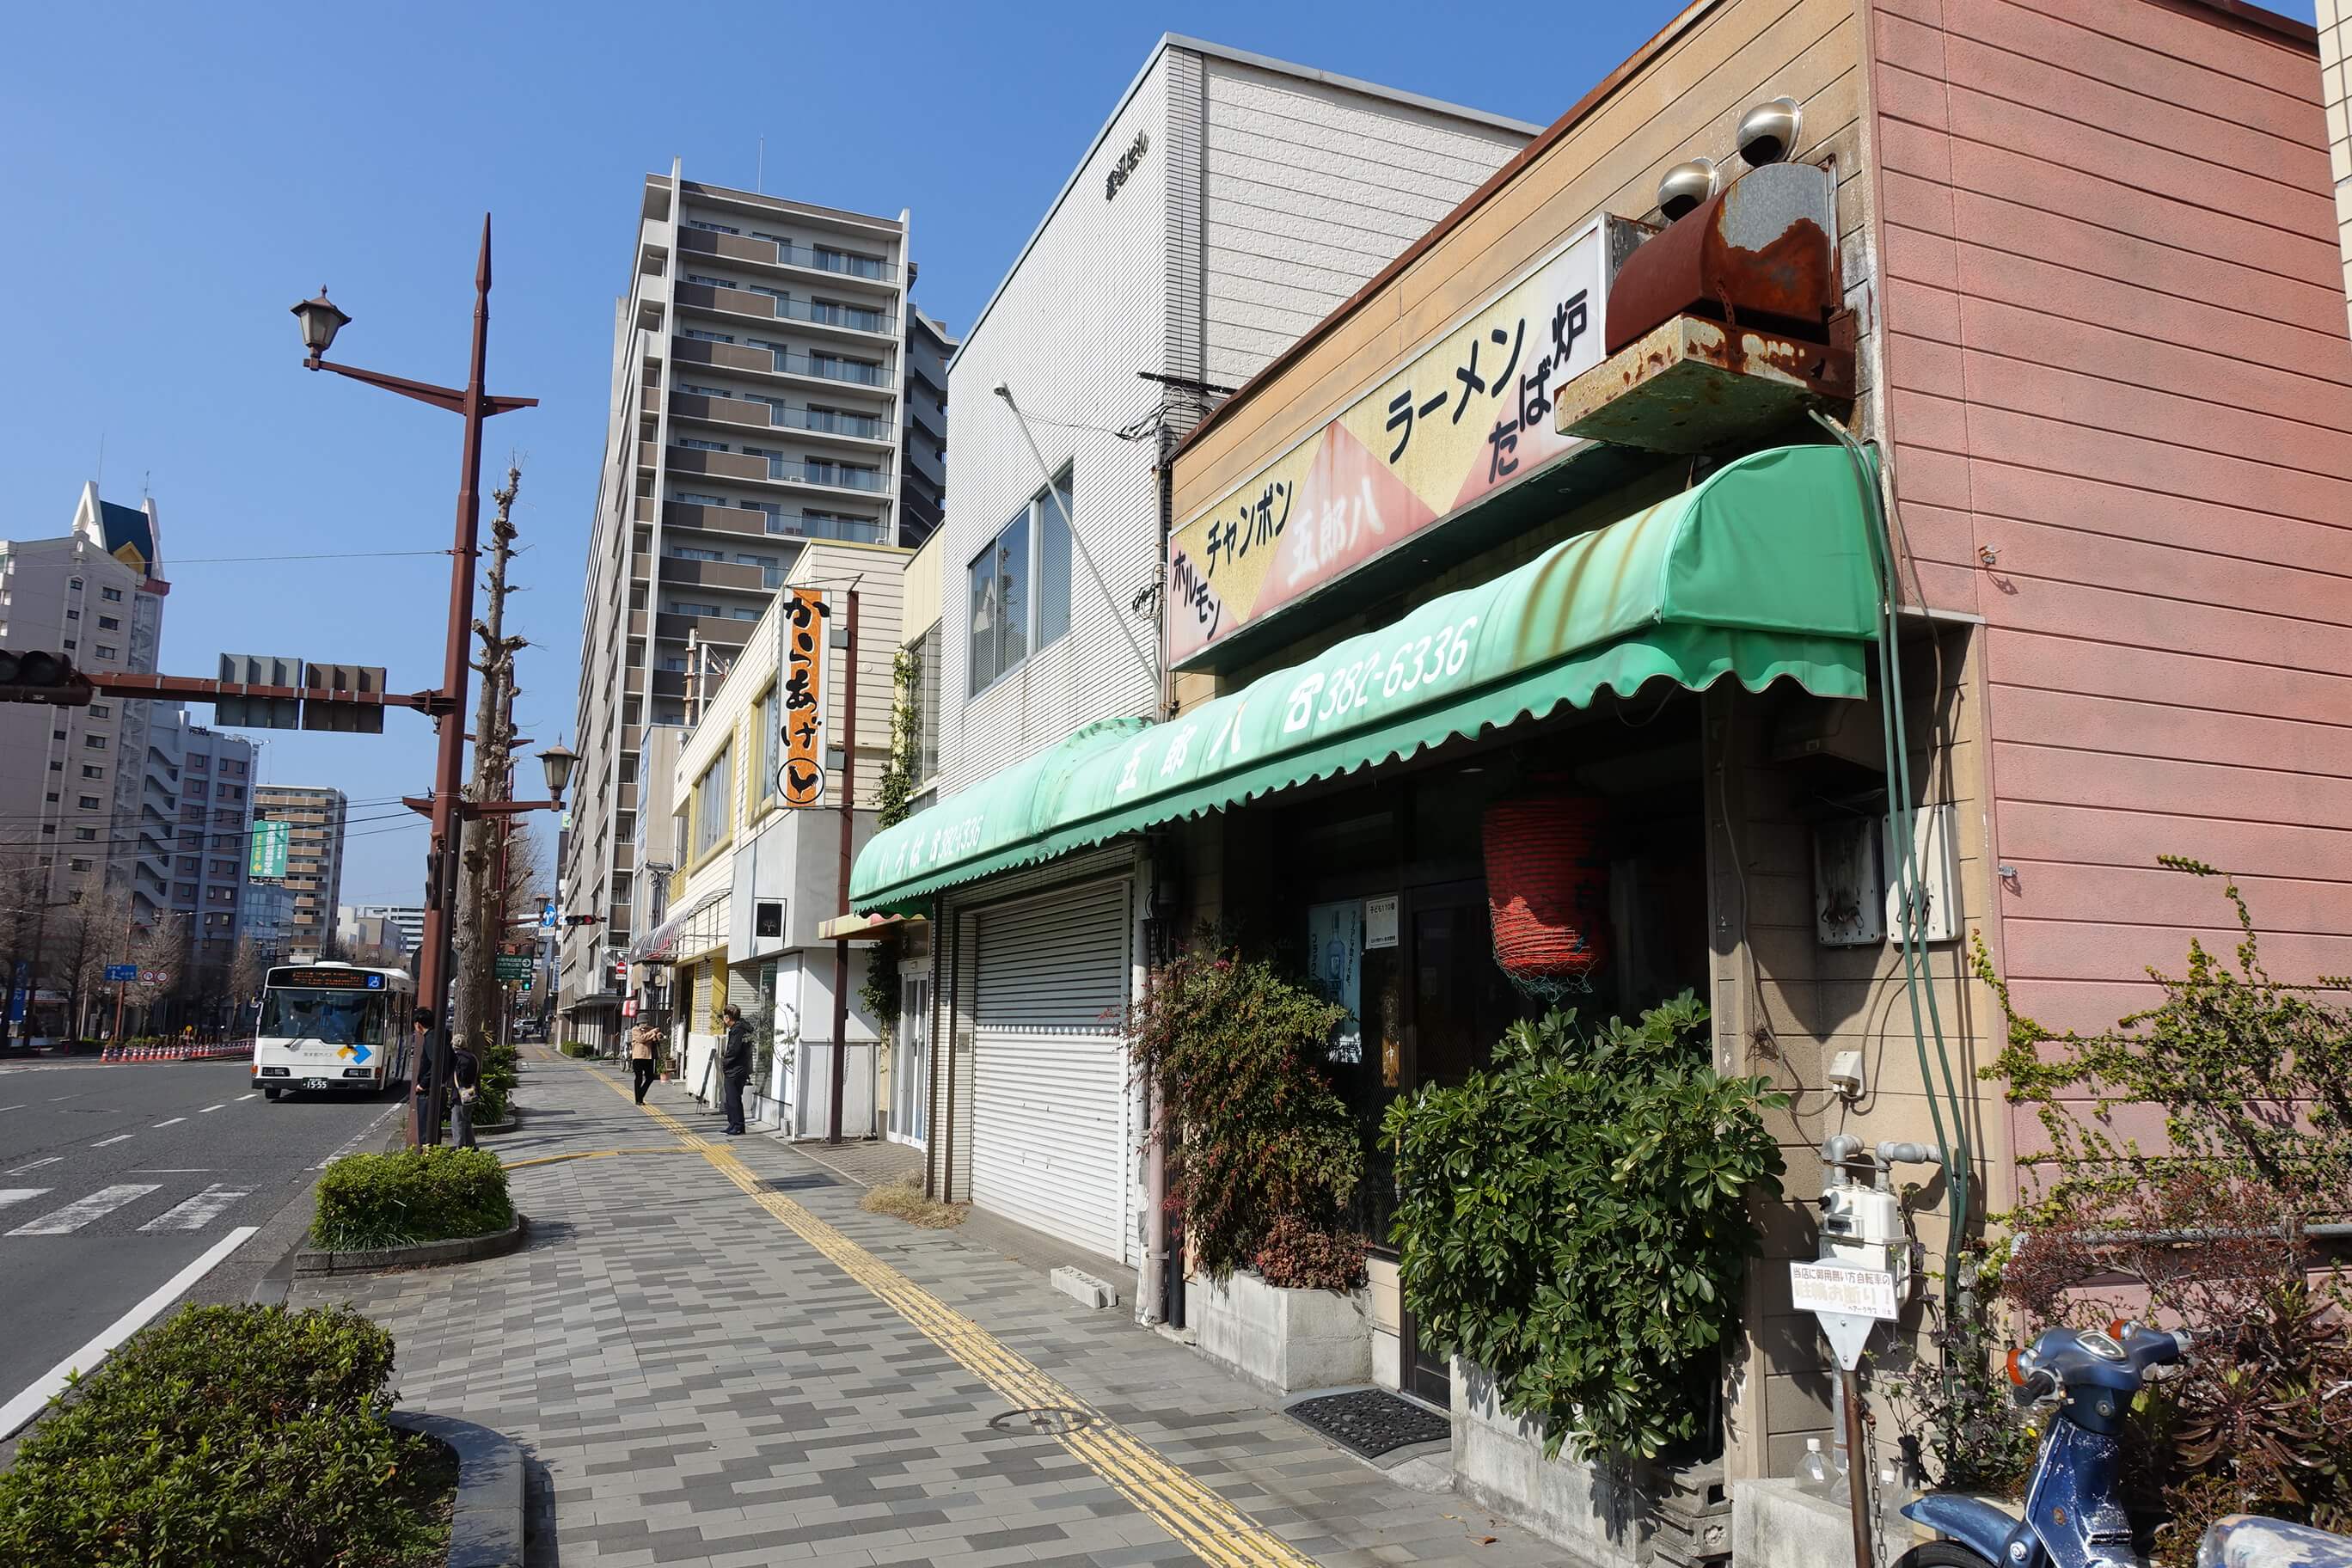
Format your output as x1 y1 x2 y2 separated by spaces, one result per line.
1285 1388 1449 1460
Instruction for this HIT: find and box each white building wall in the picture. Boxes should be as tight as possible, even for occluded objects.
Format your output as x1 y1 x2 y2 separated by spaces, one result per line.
938 39 1530 796
1198 56 1531 389
940 58 1172 795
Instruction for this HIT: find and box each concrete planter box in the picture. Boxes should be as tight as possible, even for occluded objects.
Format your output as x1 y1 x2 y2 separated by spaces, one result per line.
1190 1270 1371 1395
1451 1362 1727 1566
296 1213 529 1277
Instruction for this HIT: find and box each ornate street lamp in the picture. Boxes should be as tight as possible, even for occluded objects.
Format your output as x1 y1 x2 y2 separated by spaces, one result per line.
290 288 352 364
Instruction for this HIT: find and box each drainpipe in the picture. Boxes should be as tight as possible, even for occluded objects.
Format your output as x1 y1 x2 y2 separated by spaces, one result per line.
1140 907 1167 1326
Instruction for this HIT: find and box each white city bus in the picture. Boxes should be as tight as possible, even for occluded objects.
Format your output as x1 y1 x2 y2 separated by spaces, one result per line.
252 962 416 1100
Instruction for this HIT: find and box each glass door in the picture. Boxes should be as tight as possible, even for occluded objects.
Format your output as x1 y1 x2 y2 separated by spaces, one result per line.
894 974 930 1144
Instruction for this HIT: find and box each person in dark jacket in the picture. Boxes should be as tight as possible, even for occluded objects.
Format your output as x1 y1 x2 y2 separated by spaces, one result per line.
449 1036 482 1149
719 1004 752 1136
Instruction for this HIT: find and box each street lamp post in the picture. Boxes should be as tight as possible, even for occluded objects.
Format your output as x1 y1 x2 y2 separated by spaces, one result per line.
292 216 537 1148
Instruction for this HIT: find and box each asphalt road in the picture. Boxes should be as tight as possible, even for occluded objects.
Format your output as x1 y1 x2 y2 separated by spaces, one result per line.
0 1057 400 1437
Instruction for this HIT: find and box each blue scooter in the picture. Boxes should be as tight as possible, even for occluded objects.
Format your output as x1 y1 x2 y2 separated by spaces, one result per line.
1896 1320 2189 1568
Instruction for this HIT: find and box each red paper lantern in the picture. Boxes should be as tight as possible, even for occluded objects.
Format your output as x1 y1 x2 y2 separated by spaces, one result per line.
1483 793 1611 987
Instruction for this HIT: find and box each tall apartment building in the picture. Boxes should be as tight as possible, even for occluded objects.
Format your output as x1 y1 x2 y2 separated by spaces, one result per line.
900 308 955 545
0 484 167 905
147 707 254 985
560 167 942 1029
241 880 296 963
253 786 346 959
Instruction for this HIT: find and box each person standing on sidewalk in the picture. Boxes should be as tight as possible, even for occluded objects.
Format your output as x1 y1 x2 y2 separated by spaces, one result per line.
628 1020 659 1105
719 1004 752 1136
449 1036 481 1149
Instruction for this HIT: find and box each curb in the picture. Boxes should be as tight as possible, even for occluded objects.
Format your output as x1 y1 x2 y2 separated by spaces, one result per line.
471 1110 521 1136
294 1213 528 1277
389 1410 525 1568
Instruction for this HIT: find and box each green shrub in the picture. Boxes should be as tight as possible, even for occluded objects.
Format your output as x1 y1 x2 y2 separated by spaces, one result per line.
471 1038 518 1123
311 1146 511 1251
1384 994 1785 1461
0 1302 440 1568
560 1039 598 1059
1128 947 1359 1281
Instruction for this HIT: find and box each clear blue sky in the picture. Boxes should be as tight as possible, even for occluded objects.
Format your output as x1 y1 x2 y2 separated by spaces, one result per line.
0 0 2316 903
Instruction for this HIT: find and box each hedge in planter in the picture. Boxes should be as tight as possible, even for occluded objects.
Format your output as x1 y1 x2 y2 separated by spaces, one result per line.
1130 947 1363 1282
472 1038 519 1124
0 1302 439 1568
1385 993 1785 1460
311 1145 513 1252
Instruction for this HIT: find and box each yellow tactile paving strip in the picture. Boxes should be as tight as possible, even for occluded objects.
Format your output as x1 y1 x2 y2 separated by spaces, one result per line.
577 1062 1320 1568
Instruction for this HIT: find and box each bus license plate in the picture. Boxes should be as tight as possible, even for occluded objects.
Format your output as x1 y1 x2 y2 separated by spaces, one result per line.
302 1077 331 1091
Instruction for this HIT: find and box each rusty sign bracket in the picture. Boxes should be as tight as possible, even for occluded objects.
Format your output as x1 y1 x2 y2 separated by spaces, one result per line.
1555 314 1854 456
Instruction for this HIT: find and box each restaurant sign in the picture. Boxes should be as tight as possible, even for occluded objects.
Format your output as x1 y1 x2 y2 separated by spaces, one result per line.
1167 214 1639 666
778 587 830 807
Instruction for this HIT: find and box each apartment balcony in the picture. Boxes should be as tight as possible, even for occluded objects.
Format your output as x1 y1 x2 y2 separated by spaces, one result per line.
652 611 756 646
662 444 891 503
651 556 775 594
676 225 900 290
664 383 892 447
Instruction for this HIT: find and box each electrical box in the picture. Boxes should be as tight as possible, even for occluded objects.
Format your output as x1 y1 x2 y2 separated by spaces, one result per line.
1885 803 1960 946
1812 816 1885 946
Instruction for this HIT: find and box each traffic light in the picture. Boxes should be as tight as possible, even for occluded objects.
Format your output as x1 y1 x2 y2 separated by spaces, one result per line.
216 654 302 728
303 662 388 734
0 651 95 706
563 914 604 928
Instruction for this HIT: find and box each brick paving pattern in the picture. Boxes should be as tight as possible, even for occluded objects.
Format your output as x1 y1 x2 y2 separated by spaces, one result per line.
293 1051 1562 1567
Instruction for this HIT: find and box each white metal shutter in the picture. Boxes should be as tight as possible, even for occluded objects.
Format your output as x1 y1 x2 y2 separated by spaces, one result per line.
970 878 1132 1264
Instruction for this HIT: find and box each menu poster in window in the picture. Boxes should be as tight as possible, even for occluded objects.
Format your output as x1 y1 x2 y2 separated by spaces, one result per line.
1305 899 1363 1064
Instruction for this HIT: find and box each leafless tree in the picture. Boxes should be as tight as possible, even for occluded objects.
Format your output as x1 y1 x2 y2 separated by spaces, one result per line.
455 464 526 1050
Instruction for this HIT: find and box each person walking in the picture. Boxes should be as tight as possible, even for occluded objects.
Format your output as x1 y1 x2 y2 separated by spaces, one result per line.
719 1004 752 1136
450 1035 481 1150
628 1020 659 1105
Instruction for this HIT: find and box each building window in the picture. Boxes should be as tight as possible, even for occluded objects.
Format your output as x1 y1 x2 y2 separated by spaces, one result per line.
180 856 201 873
68 578 81 590
69 858 90 872
187 780 208 798
94 644 116 660
187 754 206 770
175 883 198 899
72 827 93 842
62 639 75 651
967 469 1071 694
82 765 102 779
224 784 242 800
692 741 732 860
101 586 121 602
685 219 740 236
677 438 730 453
97 616 119 630
66 609 80 621
77 795 100 810
44 791 58 804
755 684 779 805
88 704 108 718
84 735 106 750
667 545 725 562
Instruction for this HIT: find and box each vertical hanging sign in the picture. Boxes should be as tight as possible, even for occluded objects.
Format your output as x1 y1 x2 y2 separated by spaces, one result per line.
779 587 831 806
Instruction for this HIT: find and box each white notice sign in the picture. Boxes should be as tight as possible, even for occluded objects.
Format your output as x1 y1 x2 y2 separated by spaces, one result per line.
1365 895 1399 951
1789 1261 1898 1322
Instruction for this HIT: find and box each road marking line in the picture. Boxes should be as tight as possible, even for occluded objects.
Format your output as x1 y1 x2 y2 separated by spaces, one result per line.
47 1093 81 1101
237 1093 257 1101
138 1185 249 1233
585 1069 1315 1568
0 1190 53 1213
0 1224 260 1438
197 1103 227 1114
90 1134 134 1148
152 1118 187 1129
0 1104 22 1112
6 1157 62 1174
7 1183 162 1235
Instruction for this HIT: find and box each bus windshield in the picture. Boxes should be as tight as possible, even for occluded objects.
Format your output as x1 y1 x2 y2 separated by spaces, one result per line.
260 989 388 1046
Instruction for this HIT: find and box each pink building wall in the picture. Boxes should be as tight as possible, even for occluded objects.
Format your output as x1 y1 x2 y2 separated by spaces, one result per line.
1868 0 2352 1078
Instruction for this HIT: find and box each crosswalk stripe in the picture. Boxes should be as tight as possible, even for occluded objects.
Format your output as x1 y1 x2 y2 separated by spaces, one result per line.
8 1184 162 1235
0 1190 52 1213
137 1185 249 1234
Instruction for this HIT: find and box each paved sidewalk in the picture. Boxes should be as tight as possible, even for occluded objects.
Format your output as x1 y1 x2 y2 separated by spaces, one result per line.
293 1050 1559 1568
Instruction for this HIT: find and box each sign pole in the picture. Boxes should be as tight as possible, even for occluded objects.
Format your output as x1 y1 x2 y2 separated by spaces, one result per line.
113 979 126 1044
827 588 859 1145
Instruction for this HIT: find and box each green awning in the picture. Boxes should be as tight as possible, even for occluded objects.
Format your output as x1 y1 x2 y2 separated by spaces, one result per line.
853 444 1877 914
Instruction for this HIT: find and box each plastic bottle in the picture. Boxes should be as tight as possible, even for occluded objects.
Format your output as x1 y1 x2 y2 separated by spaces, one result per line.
1796 1437 1840 1498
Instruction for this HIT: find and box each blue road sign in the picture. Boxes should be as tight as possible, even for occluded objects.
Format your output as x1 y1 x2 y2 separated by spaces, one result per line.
104 964 138 983
8 988 25 1023
541 900 558 930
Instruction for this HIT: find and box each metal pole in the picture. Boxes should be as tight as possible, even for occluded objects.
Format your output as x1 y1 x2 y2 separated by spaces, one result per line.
410 217 496 1149
1841 1366 1874 1568
826 589 860 1144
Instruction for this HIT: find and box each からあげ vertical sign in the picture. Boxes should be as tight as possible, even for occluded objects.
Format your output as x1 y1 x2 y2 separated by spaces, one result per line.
780 587 830 806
